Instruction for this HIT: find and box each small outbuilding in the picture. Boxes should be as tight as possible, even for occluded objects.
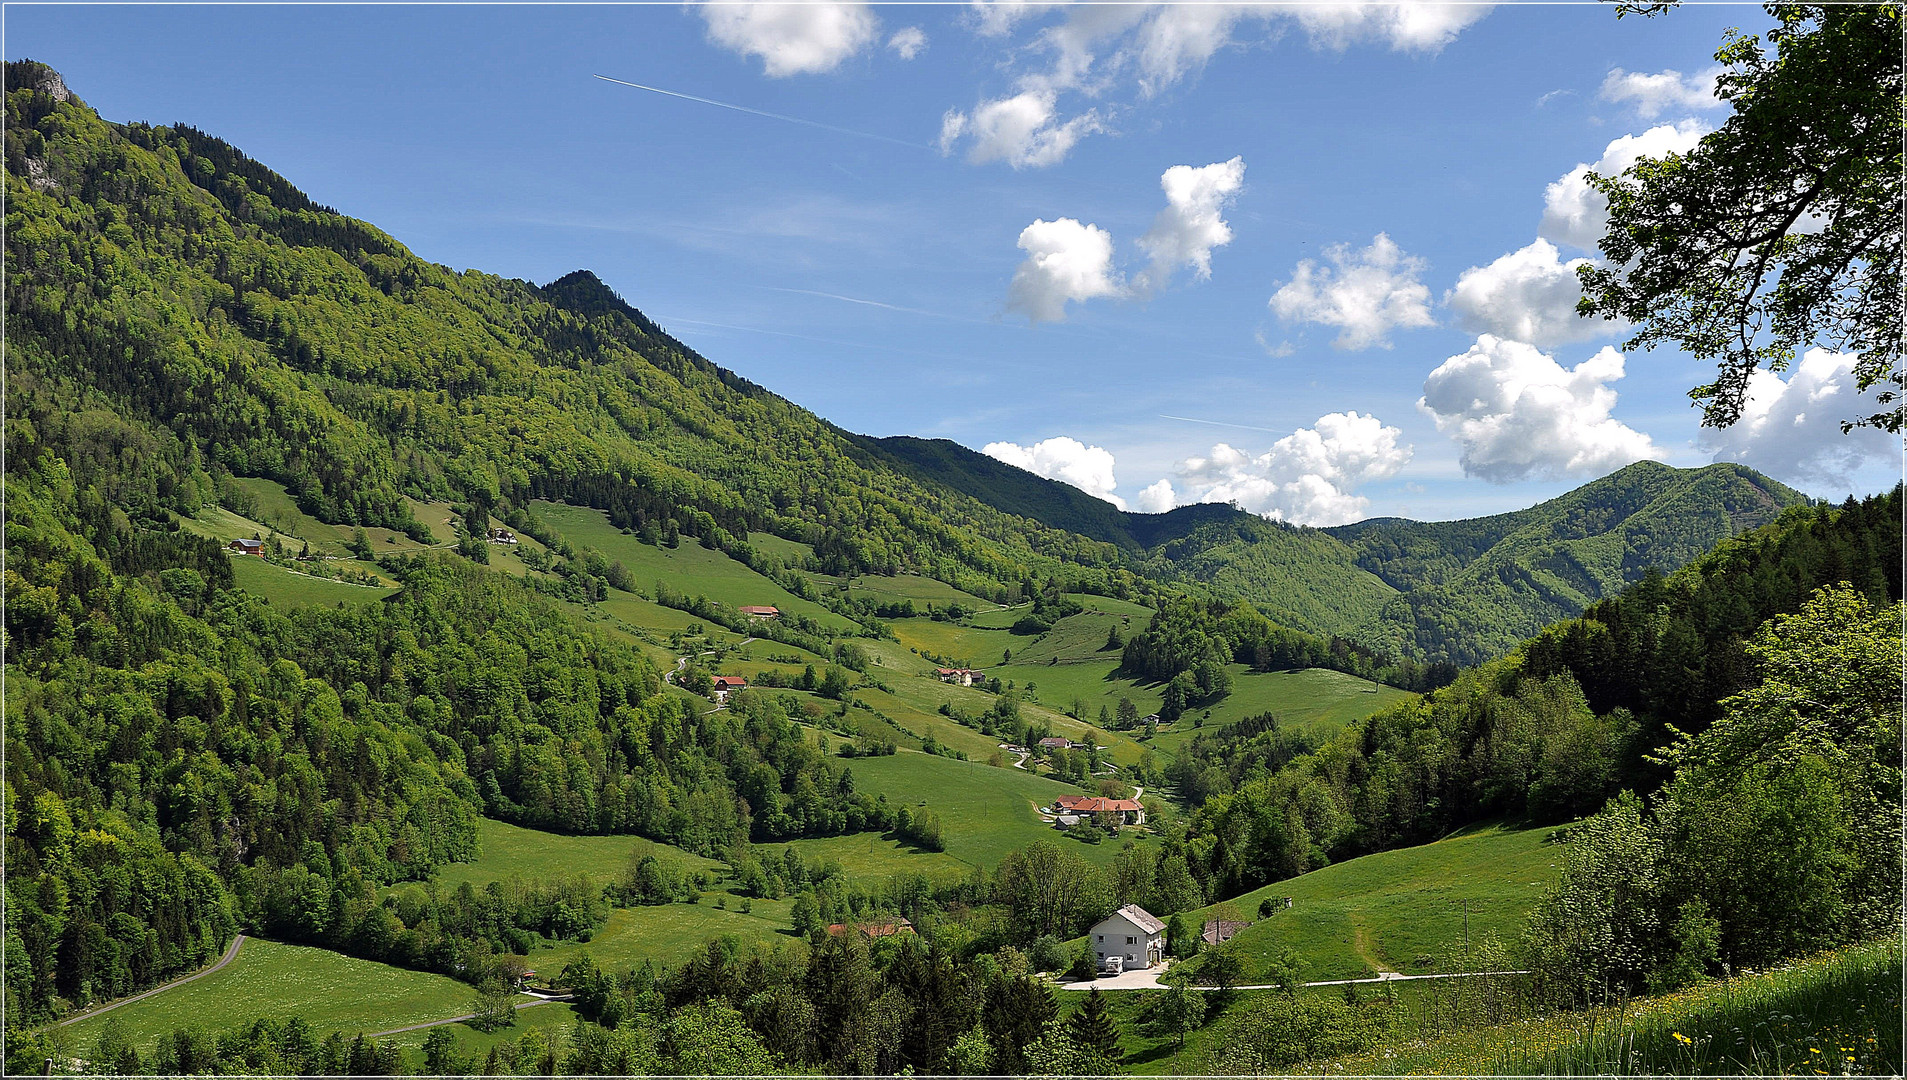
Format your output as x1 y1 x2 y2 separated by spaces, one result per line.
1202 919 1253 946
739 605 780 618
229 538 264 556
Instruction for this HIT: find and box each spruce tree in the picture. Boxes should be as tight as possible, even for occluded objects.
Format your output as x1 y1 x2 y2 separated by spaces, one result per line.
1065 987 1123 1064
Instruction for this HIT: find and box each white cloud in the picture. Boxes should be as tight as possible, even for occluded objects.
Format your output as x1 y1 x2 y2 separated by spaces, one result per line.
699 1 880 77
1418 335 1664 482
1541 121 1706 251
1447 239 1623 348
1172 411 1412 526
1133 478 1178 514
946 3 1492 166
983 436 1127 508
1698 349 1899 488
1289 2 1493 53
1599 66 1723 119
1007 217 1124 322
939 90 1103 169
888 26 927 59
1136 157 1245 292
1269 233 1435 350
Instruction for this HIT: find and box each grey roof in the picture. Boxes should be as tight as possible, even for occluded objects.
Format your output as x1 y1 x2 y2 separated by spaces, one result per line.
1115 903 1166 935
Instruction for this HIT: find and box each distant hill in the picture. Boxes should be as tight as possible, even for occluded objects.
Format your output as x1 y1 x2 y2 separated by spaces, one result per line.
1326 461 1808 663
857 435 1250 550
862 429 1808 663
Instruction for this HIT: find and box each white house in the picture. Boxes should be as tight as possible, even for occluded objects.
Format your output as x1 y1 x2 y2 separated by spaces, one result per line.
1090 904 1166 969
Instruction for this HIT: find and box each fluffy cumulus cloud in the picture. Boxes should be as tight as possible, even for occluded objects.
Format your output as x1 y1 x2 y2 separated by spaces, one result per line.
939 90 1103 169
1170 411 1412 526
1419 335 1664 482
888 26 927 59
1133 478 1178 514
1136 156 1245 292
983 436 1126 508
1446 239 1623 347
1600 66 1723 119
1541 121 1706 251
1698 349 1899 488
1006 217 1123 322
1268 233 1436 350
699 1 880 77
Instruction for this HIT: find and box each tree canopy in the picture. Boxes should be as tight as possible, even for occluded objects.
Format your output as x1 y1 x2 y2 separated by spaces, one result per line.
1579 3 1904 431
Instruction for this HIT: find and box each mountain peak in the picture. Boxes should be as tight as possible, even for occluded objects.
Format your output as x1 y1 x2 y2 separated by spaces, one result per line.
7 60 75 105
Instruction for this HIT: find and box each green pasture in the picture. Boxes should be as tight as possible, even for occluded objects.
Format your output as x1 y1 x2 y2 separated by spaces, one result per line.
781 833 970 884
874 670 1145 767
1180 820 1568 983
742 531 814 566
888 617 1017 666
59 939 495 1054
227 556 399 608
535 897 798 973
839 573 990 609
531 502 856 631
429 818 719 892
830 750 1151 870
385 1000 580 1061
1144 667 1415 753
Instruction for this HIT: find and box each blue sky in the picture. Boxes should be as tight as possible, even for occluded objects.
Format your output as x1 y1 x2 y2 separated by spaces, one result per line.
10 2 1897 522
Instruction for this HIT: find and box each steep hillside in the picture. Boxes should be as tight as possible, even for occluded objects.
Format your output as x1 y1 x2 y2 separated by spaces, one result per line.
2 61 1123 607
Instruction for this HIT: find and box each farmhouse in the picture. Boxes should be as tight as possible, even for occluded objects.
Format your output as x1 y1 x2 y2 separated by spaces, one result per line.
936 668 984 686
487 527 518 544
710 675 747 704
1060 801 1144 835
1202 919 1252 946
1038 736 1074 751
1091 904 1165 969
228 538 263 556
739 605 780 618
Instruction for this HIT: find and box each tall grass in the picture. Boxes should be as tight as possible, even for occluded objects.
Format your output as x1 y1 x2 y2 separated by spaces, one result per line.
1335 941 1900 1076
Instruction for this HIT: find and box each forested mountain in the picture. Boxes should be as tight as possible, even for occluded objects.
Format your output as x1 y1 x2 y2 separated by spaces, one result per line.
1325 461 1806 663
864 439 1807 665
3 61 1136 607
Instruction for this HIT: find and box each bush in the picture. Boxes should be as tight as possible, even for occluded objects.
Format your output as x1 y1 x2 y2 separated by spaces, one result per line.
1030 935 1070 974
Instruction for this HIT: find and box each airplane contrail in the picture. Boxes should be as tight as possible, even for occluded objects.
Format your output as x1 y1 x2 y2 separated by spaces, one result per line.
1159 414 1286 434
763 287 956 321
593 75 931 150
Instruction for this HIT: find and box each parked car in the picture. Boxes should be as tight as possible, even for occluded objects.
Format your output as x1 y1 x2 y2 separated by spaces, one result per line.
1098 955 1124 977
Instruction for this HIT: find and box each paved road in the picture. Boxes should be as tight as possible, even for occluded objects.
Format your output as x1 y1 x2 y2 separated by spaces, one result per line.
367 995 572 1039
1056 964 1531 992
58 935 249 1026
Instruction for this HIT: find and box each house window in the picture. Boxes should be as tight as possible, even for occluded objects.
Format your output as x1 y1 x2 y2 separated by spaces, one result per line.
1126 936 1136 945
1096 935 1103 942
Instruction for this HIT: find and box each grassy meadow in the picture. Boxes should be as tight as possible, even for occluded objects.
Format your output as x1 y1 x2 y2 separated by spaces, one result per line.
827 750 1152 869
59 939 492 1054
429 818 719 892
1328 940 1901 1076
531 501 857 631
227 554 399 608
534 896 799 973
1178 820 1568 982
